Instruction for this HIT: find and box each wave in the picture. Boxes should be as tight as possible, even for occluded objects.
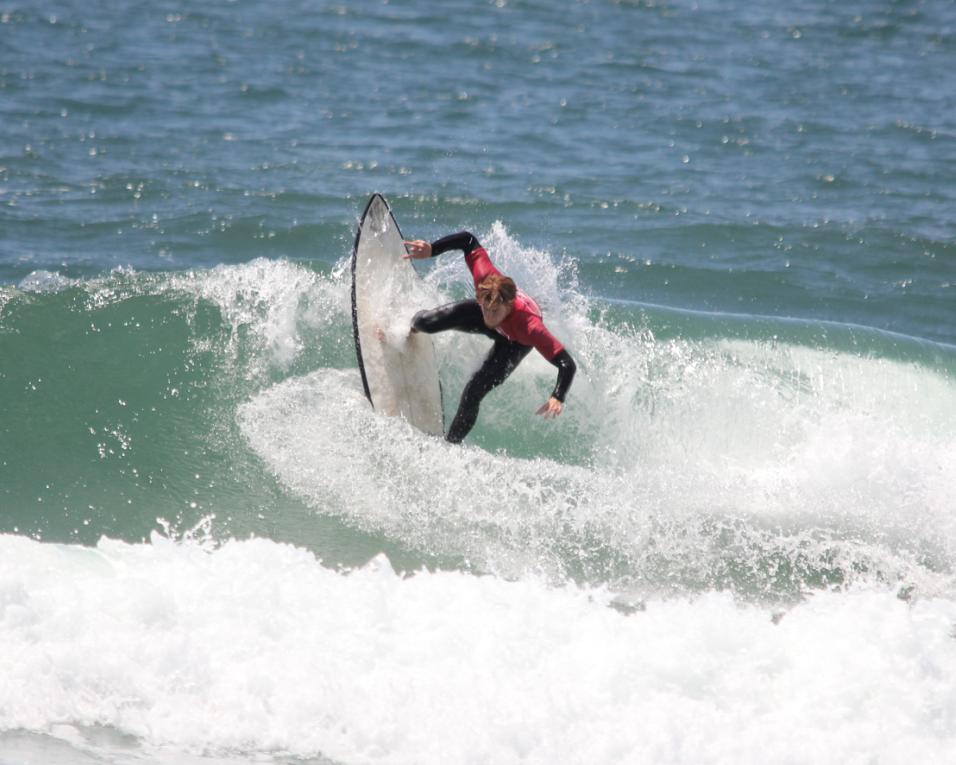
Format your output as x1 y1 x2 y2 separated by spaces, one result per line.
2 226 955 601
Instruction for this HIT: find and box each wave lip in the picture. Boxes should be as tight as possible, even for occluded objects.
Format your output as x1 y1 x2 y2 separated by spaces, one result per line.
17 269 78 293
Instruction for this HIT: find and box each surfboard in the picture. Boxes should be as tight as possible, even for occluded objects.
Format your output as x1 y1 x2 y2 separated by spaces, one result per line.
351 194 444 436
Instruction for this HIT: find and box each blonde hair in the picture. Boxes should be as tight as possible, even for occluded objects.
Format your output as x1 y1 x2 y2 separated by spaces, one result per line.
476 274 517 306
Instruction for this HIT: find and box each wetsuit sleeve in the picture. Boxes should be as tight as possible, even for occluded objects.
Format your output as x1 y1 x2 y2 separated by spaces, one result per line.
430 231 499 286
430 231 481 257
548 349 576 403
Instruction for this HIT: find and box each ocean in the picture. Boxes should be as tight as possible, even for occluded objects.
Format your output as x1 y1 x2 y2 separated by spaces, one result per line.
2 0 955 763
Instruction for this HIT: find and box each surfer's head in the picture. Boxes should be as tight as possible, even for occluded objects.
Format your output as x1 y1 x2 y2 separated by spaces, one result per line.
476 274 516 328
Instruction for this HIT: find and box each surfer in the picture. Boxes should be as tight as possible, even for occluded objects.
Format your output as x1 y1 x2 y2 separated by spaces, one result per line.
403 232 576 444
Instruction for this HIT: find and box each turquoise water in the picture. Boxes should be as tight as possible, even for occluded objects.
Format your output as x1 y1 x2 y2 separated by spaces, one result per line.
2 2 956 763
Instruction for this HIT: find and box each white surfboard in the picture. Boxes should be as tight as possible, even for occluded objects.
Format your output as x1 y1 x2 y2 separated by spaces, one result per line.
351 194 444 436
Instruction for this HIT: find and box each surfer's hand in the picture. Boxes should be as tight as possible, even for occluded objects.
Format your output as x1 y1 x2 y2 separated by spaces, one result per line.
536 397 563 419
403 240 432 259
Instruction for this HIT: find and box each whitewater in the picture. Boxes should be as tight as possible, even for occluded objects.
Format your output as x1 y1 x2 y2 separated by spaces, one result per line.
2 534 956 765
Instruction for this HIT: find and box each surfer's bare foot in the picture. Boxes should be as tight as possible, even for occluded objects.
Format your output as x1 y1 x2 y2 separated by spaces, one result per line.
375 326 386 342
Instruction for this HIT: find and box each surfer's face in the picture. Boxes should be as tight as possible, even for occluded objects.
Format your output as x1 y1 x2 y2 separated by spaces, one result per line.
478 294 512 328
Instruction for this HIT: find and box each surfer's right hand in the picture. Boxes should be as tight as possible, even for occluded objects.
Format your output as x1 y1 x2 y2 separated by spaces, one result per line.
403 240 431 259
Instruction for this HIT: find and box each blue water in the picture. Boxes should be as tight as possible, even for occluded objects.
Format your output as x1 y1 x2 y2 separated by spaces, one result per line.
5 0 955 340
2 2 956 763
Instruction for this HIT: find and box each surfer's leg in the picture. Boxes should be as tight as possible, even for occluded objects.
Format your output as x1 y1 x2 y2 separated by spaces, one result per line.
412 300 491 337
446 341 533 443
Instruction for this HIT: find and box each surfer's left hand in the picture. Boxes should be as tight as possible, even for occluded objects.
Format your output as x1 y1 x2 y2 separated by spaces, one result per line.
536 397 563 419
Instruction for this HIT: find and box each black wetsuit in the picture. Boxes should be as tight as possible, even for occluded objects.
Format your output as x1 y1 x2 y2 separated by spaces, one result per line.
412 232 576 443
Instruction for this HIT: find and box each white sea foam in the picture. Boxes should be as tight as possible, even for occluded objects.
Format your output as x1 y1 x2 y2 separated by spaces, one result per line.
0 534 954 765
238 360 956 599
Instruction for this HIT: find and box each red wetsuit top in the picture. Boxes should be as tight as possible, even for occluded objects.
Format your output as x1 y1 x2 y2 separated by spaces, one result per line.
464 246 565 361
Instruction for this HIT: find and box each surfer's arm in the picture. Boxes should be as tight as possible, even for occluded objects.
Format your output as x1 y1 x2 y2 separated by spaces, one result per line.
404 232 482 260
405 232 499 286
536 351 575 419
536 349 575 418
430 231 481 257
519 316 575 416
548 349 576 404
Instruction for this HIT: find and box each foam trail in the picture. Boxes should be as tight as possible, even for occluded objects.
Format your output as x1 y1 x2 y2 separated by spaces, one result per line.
238 363 956 599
